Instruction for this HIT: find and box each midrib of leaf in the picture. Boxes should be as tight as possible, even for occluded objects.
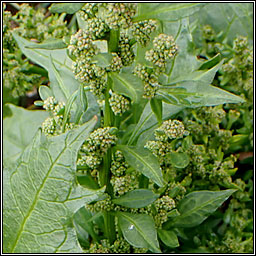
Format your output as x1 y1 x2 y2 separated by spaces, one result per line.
135 3 201 20
111 73 137 102
27 47 71 71
119 212 159 252
10 128 84 252
128 111 153 145
123 146 163 186
173 192 232 224
50 56 70 100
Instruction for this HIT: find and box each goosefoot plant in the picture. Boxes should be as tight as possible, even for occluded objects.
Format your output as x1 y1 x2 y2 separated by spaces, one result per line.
3 3 251 253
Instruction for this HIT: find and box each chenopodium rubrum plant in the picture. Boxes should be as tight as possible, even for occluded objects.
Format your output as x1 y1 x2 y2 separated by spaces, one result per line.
3 3 247 254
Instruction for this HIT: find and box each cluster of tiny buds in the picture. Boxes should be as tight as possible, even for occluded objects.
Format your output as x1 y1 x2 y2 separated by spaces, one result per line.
111 173 138 196
118 33 135 66
68 29 98 59
43 96 65 115
109 53 123 72
103 3 137 29
145 33 178 69
110 150 129 177
84 17 109 40
78 127 118 169
131 19 157 46
133 64 160 99
109 92 130 116
79 3 99 20
87 195 114 212
202 24 216 41
155 119 188 141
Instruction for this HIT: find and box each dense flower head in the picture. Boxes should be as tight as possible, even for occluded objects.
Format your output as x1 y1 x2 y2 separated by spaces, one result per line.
84 17 109 40
109 52 123 72
79 3 99 20
110 150 129 177
145 33 178 69
155 119 187 141
118 33 135 66
68 29 99 59
133 64 160 98
131 19 157 46
202 24 216 41
111 174 138 196
103 3 137 29
109 92 130 115
78 127 118 169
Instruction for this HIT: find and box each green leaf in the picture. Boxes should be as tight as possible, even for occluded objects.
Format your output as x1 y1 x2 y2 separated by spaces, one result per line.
74 85 88 124
157 229 179 248
150 98 162 124
73 207 99 246
3 117 107 253
91 53 113 68
158 80 245 107
167 152 190 168
169 189 236 228
128 102 183 146
117 145 165 187
135 3 206 21
167 18 201 82
38 86 53 101
25 39 67 50
3 104 49 168
110 71 143 103
12 33 72 73
113 189 159 208
49 3 84 14
199 53 222 70
76 173 99 190
117 212 161 253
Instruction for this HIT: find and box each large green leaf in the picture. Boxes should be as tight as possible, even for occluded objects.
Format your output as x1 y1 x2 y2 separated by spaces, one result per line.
128 102 183 146
113 189 159 208
157 229 179 248
134 3 206 21
191 3 253 46
117 145 164 187
25 38 67 50
3 117 106 253
3 104 49 168
117 212 161 253
167 18 201 83
49 3 84 14
158 80 245 107
110 71 144 103
167 189 236 228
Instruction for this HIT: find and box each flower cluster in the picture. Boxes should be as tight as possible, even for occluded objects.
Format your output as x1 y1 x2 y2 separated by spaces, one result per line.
131 19 157 46
152 195 176 227
133 64 160 98
79 3 99 20
77 127 118 169
109 92 130 116
13 4 69 42
145 119 187 164
41 97 74 136
87 195 114 212
110 150 129 177
68 29 98 59
109 53 123 72
145 33 178 69
118 33 135 66
84 17 109 40
103 3 137 29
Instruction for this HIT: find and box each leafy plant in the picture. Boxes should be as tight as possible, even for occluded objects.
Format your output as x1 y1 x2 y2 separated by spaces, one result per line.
3 3 253 253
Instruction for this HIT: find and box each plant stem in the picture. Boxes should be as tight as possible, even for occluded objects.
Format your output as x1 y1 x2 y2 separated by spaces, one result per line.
100 79 116 244
139 174 149 188
108 29 120 53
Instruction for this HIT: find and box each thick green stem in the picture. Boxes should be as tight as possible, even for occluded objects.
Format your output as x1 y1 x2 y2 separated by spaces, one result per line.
100 80 116 244
139 174 149 188
108 29 120 53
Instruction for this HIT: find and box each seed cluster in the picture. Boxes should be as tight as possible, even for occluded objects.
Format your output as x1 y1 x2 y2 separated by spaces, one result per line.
131 19 157 46
145 33 178 69
118 33 135 66
77 127 118 169
109 92 130 116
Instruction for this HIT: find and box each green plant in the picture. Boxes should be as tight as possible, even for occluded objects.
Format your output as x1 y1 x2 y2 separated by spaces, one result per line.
3 3 253 253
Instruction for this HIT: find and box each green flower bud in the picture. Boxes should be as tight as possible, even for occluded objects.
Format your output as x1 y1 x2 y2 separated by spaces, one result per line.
109 92 130 115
